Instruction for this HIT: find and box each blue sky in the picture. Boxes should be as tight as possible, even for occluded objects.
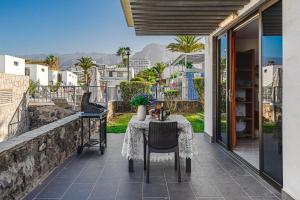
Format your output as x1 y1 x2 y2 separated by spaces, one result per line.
0 0 174 55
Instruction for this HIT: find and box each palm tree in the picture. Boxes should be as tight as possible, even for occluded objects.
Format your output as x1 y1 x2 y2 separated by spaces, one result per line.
45 55 59 70
75 57 98 85
152 62 166 84
116 47 127 67
167 36 204 53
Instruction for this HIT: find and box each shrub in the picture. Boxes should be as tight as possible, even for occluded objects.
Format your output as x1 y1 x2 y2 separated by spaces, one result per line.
29 80 37 97
193 77 205 109
130 77 145 82
130 94 156 107
163 89 179 112
163 89 179 100
120 81 151 104
49 81 61 92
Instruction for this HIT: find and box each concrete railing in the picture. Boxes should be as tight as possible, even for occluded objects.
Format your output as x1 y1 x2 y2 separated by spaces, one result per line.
0 113 90 200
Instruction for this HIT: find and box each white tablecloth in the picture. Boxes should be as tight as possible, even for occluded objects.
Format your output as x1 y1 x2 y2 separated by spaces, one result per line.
121 115 195 161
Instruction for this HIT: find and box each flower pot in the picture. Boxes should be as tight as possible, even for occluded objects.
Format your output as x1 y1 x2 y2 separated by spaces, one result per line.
137 105 147 121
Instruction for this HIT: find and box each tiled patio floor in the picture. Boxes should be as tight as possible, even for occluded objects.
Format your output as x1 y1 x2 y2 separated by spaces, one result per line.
23 134 281 200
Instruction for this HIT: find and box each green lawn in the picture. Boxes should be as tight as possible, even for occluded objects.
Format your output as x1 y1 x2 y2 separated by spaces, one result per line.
107 112 204 133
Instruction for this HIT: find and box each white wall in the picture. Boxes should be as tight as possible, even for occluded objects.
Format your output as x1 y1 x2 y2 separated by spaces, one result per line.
204 36 213 137
25 64 48 86
0 55 25 76
282 0 300 199
61 71 78 86
48 70 59 84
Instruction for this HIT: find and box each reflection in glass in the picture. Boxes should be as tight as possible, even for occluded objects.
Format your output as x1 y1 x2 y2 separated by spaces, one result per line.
261 1 283 184
217 35 227 145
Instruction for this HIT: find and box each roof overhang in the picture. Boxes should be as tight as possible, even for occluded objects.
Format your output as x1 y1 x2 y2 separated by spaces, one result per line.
121 0 250 36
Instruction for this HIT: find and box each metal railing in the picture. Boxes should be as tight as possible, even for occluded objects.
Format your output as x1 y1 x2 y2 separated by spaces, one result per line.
8 89 30 138
29 84 109 109
150 86 199 101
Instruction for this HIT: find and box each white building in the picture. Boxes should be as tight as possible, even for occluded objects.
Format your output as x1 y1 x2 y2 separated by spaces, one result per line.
25 64 48 86
0 55 25 76
68 66 85 83
129 59 150 74
60 71 78 86
48 70 60 85
102 65 134 87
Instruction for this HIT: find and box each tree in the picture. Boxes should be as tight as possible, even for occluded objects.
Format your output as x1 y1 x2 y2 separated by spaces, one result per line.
75 57 98 85
152 62 166 84
45 55 59 70
193 77 205 110
167 36 204 53
116 47 127 67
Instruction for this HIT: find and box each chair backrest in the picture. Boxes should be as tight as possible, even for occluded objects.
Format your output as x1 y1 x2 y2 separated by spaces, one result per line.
148 121 178 150
81 92 91 108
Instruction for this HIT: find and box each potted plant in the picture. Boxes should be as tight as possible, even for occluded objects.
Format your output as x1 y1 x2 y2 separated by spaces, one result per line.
131 94 156 121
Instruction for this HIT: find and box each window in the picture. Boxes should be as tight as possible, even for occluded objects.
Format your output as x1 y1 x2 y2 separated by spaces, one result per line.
117 72 123 77
14 61 19 66
25 68 30 76
109 71 113 77
41 68 45 72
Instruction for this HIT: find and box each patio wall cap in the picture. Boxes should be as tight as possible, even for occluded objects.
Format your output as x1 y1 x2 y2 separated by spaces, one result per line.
0 113 80 154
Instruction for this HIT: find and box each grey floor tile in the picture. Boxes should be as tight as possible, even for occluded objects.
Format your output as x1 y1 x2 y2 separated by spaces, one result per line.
167 182 196 200
75 165 103 183
62 183 93 200
90 179 119 199
36 178 73 198
143 177 168 198
232 176 274 197
191 178 222 198
116 182 143 200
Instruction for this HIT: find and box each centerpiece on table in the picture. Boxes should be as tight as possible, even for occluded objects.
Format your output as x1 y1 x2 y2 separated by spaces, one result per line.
130 94 156 121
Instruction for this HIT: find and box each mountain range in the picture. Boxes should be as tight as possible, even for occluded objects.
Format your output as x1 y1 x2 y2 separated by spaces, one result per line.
20 43 180 68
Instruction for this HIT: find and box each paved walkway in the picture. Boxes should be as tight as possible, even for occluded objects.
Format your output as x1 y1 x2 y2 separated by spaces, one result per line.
24 134 281 200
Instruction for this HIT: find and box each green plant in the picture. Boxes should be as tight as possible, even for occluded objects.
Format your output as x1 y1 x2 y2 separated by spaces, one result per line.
45 55 59 70
116 47 128 67
193 77 205 110
167 36 204 53
120 81 151 104
49 81 61 92
178 60 193 69
163 89 179 112
29 80 37 97
130 77 145 82
130 94 155 107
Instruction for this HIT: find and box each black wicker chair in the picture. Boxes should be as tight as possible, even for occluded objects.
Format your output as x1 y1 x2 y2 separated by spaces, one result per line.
145 121 181 183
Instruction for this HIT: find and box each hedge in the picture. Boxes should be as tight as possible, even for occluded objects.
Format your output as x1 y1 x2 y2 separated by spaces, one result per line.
120 81 151 104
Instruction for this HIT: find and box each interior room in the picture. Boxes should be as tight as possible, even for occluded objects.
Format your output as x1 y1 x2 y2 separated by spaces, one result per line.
232 17 260 168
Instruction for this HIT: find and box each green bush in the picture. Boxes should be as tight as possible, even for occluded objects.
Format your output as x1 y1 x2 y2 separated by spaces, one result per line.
29 80 37 97
193 77 205 109
163 89 179 100
49 81 61 92
130 77 145 82
120 81 151 104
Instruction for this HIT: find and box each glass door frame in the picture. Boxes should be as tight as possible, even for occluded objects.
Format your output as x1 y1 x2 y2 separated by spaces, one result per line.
215 32 232 149
258 0 283 189
213 0 282 190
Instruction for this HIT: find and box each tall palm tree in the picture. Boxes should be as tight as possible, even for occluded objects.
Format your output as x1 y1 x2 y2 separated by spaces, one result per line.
75 57 98 85
116 47 127 67
167 36 204 53
45 55 59 70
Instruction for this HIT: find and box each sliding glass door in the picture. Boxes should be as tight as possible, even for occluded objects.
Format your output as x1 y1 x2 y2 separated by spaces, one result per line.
261 1 283 185
216 34 228 146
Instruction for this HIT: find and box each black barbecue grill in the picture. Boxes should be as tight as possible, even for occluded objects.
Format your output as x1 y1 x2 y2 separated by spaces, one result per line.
77 92 107 155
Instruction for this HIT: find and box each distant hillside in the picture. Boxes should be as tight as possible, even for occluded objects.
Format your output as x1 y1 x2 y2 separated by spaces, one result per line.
19 43 180 68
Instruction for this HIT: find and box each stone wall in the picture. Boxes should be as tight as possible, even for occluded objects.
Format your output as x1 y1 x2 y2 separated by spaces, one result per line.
0 113 89 200
108 100 202 119
0 73 29 141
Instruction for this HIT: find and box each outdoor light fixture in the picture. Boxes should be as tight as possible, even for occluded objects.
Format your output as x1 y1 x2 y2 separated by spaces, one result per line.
125 47 131 81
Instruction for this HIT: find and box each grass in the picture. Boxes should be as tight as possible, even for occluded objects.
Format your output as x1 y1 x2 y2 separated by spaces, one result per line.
107 113 133 133
107 112 204 133
182 112 204 133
